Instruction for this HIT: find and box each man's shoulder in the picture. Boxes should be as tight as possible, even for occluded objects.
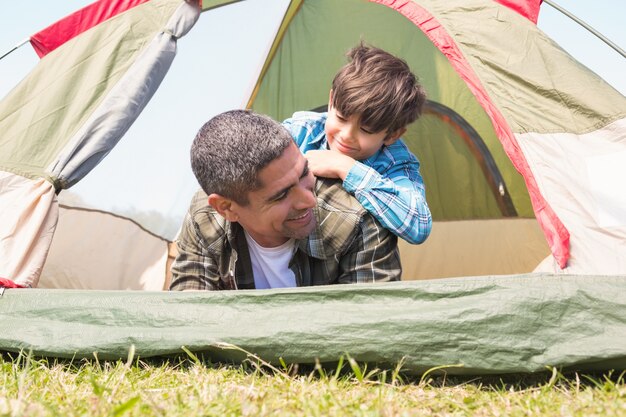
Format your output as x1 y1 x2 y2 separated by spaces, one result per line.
305 178 397 265
183 189 229 249
315 178 367 217
308 178 371 255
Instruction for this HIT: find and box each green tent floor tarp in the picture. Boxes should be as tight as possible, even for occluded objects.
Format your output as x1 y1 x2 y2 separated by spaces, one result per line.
1 274 625 375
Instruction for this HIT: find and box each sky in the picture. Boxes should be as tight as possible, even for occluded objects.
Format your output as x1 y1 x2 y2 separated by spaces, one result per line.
1 0 624 239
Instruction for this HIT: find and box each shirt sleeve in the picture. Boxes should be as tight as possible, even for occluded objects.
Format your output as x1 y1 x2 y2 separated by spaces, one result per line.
169 212 220 291
282 112 326 152
282 116 306 147
337 213 401 284
342 153 432 244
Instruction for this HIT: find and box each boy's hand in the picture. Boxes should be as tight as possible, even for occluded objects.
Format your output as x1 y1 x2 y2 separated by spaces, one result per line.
305 150 355 180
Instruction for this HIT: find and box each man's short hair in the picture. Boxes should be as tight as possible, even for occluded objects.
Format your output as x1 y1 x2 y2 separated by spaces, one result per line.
331 42 427 135
191 110 293 205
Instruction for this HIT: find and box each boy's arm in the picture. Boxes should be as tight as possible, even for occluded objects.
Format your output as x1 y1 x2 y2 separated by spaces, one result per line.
306 147 432 245
343 158 432 244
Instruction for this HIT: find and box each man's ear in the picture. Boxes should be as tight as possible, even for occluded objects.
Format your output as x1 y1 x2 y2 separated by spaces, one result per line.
207 194 239 222
383 127 406 146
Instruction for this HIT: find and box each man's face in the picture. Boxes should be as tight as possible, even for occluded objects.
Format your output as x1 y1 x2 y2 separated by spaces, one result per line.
231 143 317 247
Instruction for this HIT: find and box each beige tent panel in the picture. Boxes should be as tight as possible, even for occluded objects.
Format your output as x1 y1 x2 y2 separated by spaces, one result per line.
400 218 550 279
39 206 169 290
517 118 626 274
0 171 58 287
34 204 550 288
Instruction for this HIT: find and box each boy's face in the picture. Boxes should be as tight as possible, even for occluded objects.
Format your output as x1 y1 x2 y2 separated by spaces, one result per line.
325 93 405 161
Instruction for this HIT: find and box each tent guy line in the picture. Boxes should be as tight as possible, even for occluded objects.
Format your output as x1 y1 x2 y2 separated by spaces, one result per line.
543 0 625 58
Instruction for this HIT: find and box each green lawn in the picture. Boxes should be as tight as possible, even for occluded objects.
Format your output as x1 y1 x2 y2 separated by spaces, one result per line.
1 350 624 416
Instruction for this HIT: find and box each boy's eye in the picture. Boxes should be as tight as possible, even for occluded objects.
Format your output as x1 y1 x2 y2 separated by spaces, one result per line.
360 127 374 134
335 113 346 122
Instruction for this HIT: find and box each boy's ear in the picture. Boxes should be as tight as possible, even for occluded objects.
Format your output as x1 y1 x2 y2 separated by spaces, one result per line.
383 127 406 146
327 89 334 110
207 194 239 222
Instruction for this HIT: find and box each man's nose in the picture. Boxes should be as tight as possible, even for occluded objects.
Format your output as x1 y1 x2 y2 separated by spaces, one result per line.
293 184 316 210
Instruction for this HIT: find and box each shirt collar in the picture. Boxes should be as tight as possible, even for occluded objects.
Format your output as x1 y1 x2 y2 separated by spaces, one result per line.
361 147 384 165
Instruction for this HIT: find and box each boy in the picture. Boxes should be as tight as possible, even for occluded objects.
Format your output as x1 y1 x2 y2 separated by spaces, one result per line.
282 43 432 244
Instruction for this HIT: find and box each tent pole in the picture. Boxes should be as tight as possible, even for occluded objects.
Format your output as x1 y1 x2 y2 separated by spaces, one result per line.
542 0 625 59
0 38 29 61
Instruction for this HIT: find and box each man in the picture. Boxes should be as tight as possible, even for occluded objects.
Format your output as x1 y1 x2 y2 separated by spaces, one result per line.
169 110 400 291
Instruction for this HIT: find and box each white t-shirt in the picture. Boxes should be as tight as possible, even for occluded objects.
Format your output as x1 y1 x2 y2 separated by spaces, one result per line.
244 231 297 289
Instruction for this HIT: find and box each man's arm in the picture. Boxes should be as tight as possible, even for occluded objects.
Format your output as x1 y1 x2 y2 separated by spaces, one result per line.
169 211 220 291
337 212 402 284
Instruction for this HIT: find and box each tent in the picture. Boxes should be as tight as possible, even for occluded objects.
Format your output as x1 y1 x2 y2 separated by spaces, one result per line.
2 274 626 374
0 0 625 372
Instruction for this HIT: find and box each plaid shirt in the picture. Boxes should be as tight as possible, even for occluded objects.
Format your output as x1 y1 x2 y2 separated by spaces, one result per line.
170 178 401 291
283 111 432 244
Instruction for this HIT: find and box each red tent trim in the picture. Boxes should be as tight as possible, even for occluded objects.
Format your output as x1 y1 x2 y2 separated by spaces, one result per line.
494 0 543 24
0 277 26 289
372 0 570 268
30 0 151 58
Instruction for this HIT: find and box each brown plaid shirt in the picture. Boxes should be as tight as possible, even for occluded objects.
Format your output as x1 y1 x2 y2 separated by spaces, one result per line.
170 178 401 291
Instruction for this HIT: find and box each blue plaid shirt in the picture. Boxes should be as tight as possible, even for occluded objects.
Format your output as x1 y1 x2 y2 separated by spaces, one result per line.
283 111 432 244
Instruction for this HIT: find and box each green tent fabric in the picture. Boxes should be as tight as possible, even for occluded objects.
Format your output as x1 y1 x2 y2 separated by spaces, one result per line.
2 274 626 374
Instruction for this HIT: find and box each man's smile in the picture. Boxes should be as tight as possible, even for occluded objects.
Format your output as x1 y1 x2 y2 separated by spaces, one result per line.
287 209 312 222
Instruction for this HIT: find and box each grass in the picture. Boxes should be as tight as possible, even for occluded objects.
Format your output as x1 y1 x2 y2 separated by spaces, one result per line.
1 349 625 417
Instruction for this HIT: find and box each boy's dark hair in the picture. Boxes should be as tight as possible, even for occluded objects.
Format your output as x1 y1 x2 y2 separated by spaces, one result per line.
331 43 426 135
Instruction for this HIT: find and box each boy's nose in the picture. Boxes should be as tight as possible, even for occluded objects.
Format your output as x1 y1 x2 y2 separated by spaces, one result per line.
339 123 356 142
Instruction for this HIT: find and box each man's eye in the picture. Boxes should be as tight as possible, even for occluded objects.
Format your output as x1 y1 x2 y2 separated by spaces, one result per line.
274 192 288 201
